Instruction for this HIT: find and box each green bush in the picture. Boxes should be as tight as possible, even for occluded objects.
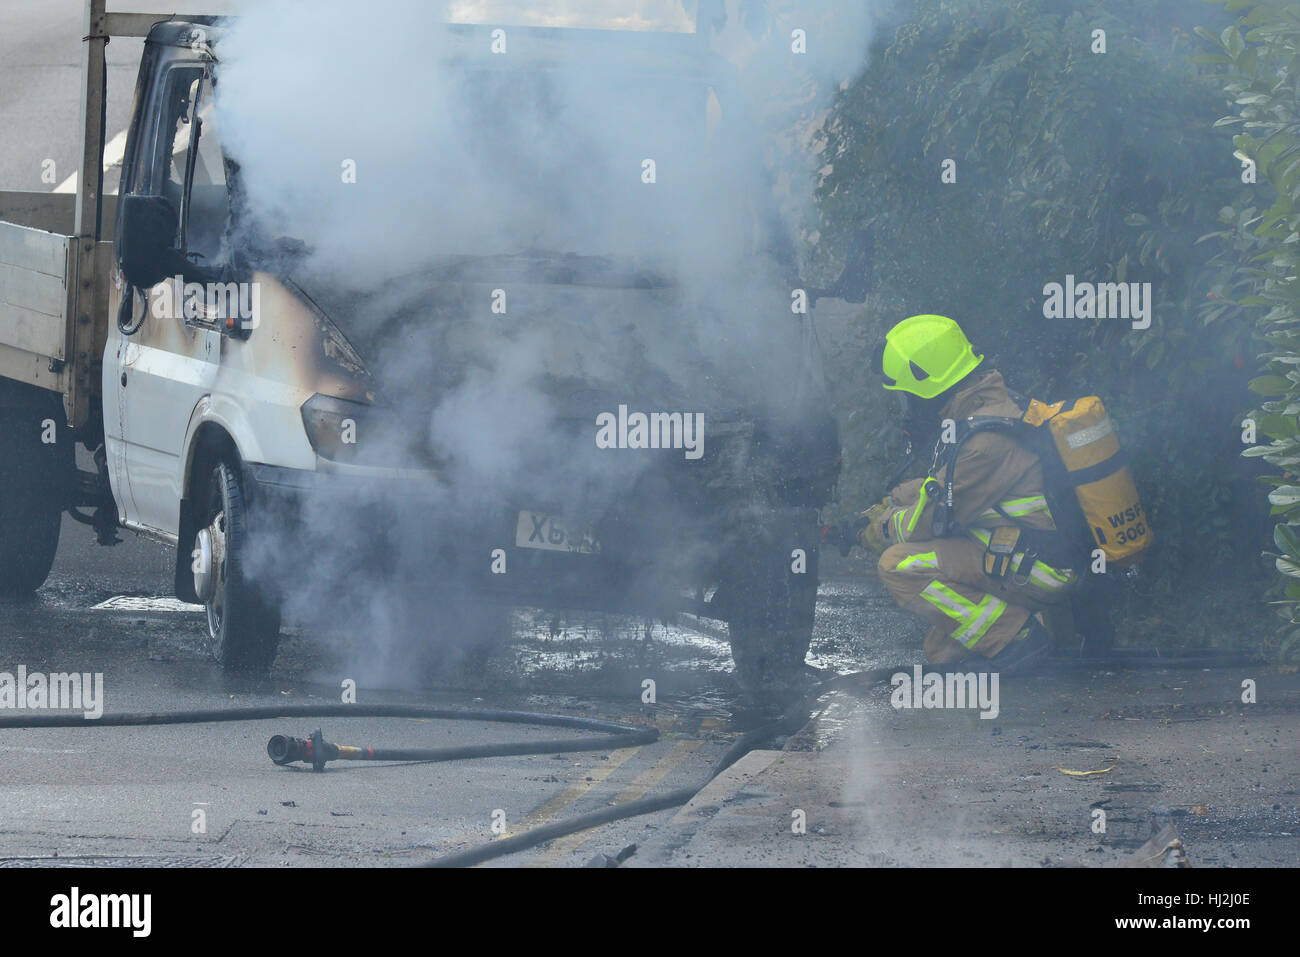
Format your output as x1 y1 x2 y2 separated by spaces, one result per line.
1200 1 1300 663
813 0 1276 648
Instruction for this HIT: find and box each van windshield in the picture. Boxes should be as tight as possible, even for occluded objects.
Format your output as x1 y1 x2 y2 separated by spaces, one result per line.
442 63 735 262
215 12 783 294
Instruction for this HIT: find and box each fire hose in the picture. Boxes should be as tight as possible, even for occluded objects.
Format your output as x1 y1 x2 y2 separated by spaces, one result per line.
0 695 829 867
424 648 1265 865
0 650 1263 867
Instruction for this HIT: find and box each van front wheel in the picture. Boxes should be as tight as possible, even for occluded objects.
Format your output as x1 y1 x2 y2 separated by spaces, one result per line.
723 508 820 700
197 459 281 674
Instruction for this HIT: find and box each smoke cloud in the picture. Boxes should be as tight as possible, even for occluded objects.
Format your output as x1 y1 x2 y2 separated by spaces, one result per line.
209 1 886 684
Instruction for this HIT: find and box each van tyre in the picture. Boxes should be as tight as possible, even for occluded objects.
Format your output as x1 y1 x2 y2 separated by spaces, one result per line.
724 508 819 700
0 404 70 596
201 459 281 674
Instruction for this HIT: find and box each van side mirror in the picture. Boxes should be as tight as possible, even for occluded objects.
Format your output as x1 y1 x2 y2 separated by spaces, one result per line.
117 194 181 288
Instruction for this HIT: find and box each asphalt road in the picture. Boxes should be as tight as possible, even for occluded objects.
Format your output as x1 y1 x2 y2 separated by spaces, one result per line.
0 1 239 193
3 2 1295 872
2 486 913 870
3 510 826 867
6 515 1297 868
0 0 902 869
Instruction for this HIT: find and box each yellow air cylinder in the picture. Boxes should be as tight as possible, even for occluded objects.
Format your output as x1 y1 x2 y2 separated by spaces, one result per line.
1041 397 1151 567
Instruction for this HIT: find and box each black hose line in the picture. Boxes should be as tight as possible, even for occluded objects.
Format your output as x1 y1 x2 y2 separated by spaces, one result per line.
0 688 836 867
263 723 661 769
426 684 831 868
0 703 654 735
0 648 1266 866
0 702 660 778
425 787 701 868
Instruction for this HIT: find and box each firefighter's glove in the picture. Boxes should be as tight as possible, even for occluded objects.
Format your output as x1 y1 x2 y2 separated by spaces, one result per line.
856 503 891 554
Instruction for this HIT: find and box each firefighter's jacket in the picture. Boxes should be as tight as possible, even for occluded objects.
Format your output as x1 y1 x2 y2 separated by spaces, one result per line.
879 371 1056 545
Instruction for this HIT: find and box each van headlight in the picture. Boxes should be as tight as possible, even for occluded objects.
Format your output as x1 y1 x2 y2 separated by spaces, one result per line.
300 393 372 463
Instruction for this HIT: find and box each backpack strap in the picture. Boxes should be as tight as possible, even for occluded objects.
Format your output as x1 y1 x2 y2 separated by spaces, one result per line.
930 415 1023 538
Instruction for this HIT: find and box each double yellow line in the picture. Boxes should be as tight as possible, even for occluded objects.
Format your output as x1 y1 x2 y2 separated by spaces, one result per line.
525 739 704 867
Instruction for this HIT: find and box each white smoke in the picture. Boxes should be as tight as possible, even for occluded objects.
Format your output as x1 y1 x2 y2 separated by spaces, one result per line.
211 0 890 682
215 0 887 281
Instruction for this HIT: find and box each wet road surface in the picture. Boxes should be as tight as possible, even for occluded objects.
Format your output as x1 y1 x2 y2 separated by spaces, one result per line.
0 515 915 867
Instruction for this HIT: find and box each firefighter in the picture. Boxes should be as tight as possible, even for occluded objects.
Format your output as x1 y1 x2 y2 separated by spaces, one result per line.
852 315 1076 673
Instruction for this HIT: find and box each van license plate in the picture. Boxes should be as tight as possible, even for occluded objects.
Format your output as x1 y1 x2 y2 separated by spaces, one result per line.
515 511 599 554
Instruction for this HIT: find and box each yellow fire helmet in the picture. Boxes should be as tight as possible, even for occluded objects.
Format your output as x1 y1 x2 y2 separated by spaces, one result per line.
877 314 983 399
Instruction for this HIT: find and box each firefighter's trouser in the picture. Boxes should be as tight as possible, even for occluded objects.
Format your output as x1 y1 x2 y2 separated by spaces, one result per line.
877 533 1076 664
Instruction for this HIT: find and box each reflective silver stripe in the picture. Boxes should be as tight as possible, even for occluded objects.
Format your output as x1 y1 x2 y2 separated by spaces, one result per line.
921 582 968 617
955 596 1007 646
1011 552 1072 590
1000 496 1048 516
972 500 1048 525
920 581 1008 648
969 528 1073 591
1065 416 1114 449
1027 563 1071 590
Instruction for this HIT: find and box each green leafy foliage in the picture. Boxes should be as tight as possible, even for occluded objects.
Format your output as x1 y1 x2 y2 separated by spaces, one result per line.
1205 1 1300 658
813 0 1277 648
